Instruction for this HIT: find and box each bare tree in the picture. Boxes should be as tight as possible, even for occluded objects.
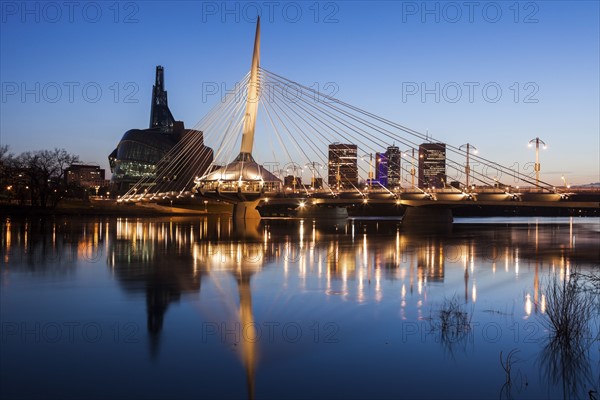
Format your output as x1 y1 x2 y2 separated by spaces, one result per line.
15 148 79 208
0 145 18 203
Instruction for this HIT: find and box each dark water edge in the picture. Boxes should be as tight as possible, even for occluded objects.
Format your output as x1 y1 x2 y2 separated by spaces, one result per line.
2 198 599 218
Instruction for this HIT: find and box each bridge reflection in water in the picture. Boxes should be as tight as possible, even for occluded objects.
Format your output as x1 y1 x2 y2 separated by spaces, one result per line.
2 216 598 398
101 216 595 397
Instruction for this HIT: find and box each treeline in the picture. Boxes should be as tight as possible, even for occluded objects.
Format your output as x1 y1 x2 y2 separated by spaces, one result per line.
1 145 80 208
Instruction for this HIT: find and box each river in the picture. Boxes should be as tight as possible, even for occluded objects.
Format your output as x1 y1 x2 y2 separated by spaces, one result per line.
1 216 598 399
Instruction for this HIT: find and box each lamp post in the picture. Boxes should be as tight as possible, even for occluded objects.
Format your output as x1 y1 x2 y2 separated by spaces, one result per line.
286 163 302 192
305 162 322 190
528 137 546 188
459 143 478 191
561 175 569 190
368 153 373 186
361 153 374 189
410 148 416 189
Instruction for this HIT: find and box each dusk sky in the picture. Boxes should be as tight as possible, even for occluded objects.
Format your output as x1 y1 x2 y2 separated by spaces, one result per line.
1 1 598 185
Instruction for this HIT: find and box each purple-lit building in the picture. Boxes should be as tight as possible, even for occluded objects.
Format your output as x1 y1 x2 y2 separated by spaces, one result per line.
375 152 388 187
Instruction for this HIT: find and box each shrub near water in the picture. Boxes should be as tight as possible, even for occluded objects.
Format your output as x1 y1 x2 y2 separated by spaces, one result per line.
539 271 599 398
543 272 594 346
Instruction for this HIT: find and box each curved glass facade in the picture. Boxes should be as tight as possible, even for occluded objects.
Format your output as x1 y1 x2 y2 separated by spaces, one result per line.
109 127 213 194
111 129 177 181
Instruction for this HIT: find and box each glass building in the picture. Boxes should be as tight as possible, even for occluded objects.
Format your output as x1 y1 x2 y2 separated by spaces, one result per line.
418 143 446 189
375 152 388 187
386 145 402 188
375 146 402 189
328 143 358 190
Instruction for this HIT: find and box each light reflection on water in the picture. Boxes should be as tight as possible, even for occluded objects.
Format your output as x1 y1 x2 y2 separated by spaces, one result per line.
1 216 599 399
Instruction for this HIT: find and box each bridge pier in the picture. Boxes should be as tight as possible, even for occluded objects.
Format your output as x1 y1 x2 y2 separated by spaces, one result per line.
402 207 453 231
233 200 262 220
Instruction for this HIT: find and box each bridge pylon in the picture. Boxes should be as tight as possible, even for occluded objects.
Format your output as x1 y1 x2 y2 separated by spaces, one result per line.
193 17 282 219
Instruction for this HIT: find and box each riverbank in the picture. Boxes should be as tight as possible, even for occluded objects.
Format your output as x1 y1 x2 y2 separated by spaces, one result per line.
1 200 234 217
3 199 597 218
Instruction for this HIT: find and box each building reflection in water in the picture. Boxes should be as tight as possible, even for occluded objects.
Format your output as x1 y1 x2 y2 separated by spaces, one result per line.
107 216 262 398
1 217 108 271
3 217 598 309
3 216 597 310
2 216 599 397
108 218 205 358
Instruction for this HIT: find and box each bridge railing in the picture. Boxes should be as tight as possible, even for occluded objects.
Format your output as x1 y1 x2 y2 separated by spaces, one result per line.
194 181 599 198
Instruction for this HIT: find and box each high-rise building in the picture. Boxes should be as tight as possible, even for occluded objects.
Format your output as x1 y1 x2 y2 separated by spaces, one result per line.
386 145 402 188
418 143 446 189
375 146 402 188
328 143 358 189
375 152 388 186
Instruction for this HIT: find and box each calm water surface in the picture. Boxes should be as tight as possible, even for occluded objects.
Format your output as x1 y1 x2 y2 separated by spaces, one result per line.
1 216 599 399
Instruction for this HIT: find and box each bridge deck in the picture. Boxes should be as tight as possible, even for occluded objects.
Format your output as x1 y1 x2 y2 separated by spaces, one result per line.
259 191 600 209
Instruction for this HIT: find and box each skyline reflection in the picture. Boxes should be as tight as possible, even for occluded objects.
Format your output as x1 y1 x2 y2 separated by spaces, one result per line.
3 217 599 309
1 216 598 399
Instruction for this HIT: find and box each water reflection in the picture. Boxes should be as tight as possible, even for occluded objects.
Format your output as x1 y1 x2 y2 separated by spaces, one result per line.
1 216 599 399
110 216 264 397
108 219 204 358
3 216 599 315
1 218 106 270
539 335 596 400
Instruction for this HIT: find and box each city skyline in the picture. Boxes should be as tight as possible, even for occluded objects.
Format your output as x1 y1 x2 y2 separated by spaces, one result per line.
1 1 599 185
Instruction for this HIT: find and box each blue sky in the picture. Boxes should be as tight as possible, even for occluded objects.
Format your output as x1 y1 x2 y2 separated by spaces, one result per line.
1 1 598 185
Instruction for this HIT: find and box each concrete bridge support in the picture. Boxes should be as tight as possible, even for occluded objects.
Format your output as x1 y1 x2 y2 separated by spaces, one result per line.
402 207 453 231
233 200 262 221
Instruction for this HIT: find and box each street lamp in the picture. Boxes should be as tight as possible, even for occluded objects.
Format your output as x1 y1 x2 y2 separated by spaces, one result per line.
361 153 374 188
561 175 569 190
528 137 547 188
286 164 302 192
305 162 322 190
410 148 416 189
459 143 478 191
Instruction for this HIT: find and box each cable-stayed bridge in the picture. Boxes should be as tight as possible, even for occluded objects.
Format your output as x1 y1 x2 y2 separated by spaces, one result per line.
117 18 599 223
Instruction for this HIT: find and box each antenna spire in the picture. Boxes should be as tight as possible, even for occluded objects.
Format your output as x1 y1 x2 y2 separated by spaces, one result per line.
149 65 175 129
